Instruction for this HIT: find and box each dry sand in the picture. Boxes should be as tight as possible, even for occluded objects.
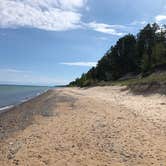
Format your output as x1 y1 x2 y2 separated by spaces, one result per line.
0 86 166 166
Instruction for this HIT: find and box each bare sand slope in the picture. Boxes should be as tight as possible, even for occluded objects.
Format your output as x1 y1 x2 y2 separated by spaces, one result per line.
0 86 166 166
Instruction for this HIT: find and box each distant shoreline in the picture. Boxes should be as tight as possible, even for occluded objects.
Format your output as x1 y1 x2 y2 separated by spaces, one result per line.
0 85 51 114
0 88 50 114
0 84 65 114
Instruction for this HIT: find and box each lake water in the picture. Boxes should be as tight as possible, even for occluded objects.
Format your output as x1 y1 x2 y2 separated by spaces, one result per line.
0 85 50 112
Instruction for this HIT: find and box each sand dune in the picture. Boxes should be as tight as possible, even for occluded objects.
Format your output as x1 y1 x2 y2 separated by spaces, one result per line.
0 86 166 165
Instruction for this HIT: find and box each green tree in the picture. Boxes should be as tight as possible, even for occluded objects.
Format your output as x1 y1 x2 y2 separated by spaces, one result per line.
69 23 166 87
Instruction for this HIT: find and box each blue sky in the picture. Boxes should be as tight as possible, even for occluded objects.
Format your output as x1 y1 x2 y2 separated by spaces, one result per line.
0 0 166 85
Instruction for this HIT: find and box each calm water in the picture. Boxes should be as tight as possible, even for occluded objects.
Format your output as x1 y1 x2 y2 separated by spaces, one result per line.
0 85 50 111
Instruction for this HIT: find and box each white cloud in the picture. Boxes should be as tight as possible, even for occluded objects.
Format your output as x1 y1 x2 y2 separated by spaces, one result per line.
0 0 129 35
0 68 66 85
86 22 125 36
56 0 87 10
0 68 31 73
130 20 146 26
97 37 108 41
0 0 87 31
155 15 166 23
60 62 97 67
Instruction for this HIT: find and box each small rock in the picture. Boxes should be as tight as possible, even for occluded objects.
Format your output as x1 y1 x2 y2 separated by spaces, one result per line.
13 159 19 165
7 153 14 160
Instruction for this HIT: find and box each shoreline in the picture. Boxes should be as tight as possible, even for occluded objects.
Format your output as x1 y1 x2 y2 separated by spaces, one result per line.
0 86 166 165
0 105 14 113
0 89 50 115
0 89 56 141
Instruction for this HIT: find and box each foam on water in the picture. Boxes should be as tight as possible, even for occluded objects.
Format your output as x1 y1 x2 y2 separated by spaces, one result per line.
0 105 14 111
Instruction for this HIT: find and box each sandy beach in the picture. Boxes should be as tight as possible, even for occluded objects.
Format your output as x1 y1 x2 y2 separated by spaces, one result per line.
0 86 166 166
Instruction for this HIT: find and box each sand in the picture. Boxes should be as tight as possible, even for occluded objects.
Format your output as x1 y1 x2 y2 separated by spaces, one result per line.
0 86 166 166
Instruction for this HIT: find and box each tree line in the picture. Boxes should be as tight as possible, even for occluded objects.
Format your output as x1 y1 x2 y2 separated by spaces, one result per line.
69 23 166 87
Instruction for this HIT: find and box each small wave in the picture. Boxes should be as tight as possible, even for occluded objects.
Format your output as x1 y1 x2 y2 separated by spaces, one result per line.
36 92 41 96
0 105 14 111
21 98 29 103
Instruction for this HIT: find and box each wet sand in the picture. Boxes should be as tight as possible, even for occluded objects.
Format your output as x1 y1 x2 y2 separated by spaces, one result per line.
0 86 166 166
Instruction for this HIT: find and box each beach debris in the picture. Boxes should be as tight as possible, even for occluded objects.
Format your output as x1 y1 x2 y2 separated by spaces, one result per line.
7 140 22 160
